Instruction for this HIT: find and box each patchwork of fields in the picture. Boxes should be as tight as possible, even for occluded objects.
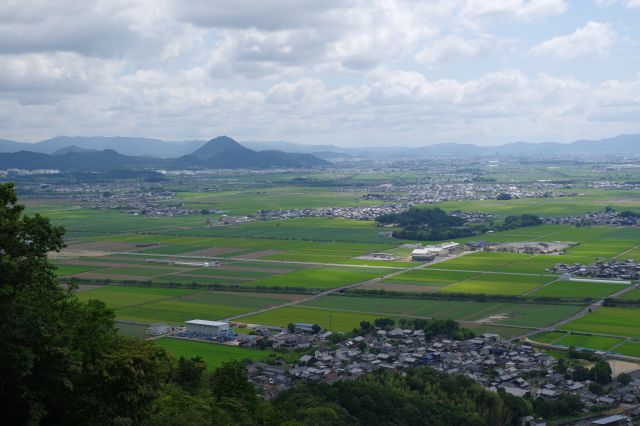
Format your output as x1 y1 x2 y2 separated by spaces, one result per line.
39 201 640 358
78 286 303 324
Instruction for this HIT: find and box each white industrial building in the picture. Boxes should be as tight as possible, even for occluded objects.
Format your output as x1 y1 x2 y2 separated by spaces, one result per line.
185 319 230 336
411 242 461 261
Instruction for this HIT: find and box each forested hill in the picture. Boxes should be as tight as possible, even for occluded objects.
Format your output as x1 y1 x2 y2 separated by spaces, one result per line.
0 136 329 171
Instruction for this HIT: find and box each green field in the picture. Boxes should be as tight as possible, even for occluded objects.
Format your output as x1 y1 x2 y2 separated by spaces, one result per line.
552 333 624 351
391 269 478 286
529 280 628 299
176 187 379 216
305 296 581 328
239 306 382 332
563 307 640 338
116 299 251 324
171 217 394 243
531 331 566 344
77 286 198 309
428 252 534 272
616 343 640 357
462 303 583 328
155 338 270 368
55 264 105 276
440 273 553 295
78 286 301 324
618 289 640 300
247 267 390 290
435 192 640 218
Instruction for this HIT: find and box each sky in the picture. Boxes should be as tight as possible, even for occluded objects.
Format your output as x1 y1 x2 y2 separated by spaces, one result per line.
1 0 639 147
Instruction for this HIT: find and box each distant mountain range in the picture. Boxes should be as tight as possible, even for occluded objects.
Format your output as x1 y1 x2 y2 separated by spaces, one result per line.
0 136 329 171
0 134 638 171
246 135 640 157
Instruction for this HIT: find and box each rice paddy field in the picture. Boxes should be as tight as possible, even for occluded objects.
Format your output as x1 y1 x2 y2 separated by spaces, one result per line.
618 289 640 300
155 338 271 368
439 273 554 295
28 181 640 356
434 190 640 219
528 280 629 299
616 343 640 357
239 306 382 332
531 332 625 351
78 286 304 324
170 217 394 243
246 267 393 290
426 252 533 272
562 307 640 338
303 296 583 328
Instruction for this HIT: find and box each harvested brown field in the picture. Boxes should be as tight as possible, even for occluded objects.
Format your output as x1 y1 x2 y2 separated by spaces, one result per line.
178 247 240 256
76 284 105 292
175 274 255 281
217 265 294 274
68 241 137 252
232 249 285 259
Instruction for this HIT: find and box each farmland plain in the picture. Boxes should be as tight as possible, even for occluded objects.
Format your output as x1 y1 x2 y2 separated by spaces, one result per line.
19 173 640 359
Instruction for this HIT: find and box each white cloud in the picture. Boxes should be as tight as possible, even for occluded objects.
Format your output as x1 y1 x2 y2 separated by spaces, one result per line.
461 0 568 21
415 35 494 65
529 21 616 58
595 0 640 8
0 0 637 145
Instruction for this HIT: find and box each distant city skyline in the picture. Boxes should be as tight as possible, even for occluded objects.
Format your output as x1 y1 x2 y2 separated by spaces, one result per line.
1 1 639 146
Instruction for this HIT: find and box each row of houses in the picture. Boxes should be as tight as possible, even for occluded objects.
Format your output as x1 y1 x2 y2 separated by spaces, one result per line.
548 260 640 281
542 211 640 227
246 327 640 424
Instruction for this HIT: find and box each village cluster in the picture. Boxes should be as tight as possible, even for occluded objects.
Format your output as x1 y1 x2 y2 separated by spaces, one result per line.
245 327 640 425
542 210 640 227
549 260 640 281
146 317 640 424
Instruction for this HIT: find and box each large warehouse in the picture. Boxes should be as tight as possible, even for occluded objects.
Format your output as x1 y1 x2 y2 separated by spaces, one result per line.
185 319 230 336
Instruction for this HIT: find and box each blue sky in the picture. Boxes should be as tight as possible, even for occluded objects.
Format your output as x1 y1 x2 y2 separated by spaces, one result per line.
0 0 639 146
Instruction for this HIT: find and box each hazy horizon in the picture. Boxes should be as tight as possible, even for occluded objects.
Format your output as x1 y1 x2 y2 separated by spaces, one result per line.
1 133 635 149
1 1 639 146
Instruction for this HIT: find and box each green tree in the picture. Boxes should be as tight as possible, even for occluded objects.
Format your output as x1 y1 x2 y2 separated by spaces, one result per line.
589 382 605 396
617 372 632 386
287 323 296 333
209 360 257 404
0 183 171 424
144 384 211 426
174 356 207 393
591 360 612 385
373 318 395 328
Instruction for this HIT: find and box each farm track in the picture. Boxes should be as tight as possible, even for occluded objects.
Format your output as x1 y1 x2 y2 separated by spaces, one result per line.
614 242 640 260
222 262 430 322
522 284 638 342
116 251 403 269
